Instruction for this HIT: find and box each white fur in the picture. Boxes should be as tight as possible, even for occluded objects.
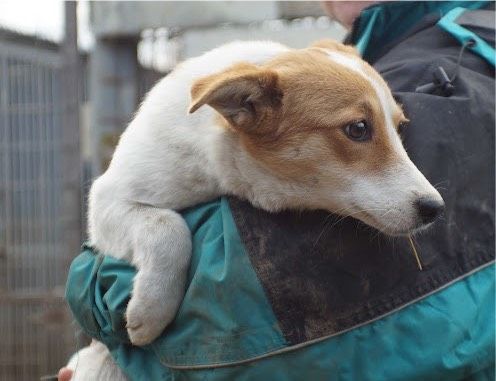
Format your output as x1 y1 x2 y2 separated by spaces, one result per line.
69 40 443 379
67 341 127 381
88 41 300 347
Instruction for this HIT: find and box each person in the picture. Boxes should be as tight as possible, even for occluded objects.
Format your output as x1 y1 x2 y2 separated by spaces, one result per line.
59 1 495 380
322 1 375 28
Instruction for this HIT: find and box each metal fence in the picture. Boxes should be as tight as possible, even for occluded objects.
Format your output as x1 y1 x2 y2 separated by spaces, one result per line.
0 30 78 380
0 25 163 378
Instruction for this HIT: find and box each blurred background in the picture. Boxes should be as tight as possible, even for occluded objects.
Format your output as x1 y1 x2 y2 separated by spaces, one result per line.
0 1 346 379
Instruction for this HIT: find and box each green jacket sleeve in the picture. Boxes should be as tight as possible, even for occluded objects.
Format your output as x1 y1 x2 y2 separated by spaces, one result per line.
65 244 136 346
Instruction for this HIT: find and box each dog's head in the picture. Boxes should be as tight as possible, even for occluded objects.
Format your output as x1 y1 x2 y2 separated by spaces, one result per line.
189 40 444 236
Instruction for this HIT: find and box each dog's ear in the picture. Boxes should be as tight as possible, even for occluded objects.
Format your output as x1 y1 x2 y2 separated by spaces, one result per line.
189 63 283 131
311 39 359 56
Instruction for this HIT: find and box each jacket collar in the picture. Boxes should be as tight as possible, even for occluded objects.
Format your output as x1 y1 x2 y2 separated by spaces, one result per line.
349 1 490 63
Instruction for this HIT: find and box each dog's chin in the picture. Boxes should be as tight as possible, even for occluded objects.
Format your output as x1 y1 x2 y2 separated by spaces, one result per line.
372 221 435 237
355 212 434 237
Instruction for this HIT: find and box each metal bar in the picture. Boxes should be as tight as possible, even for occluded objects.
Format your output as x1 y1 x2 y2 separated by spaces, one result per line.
60 0 82 261
0 292 64 303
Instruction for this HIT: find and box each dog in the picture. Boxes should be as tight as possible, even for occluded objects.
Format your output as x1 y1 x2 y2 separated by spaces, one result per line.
67 39 444 379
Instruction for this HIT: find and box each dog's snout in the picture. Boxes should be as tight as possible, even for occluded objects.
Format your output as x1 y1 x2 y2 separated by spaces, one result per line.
416 196 445 224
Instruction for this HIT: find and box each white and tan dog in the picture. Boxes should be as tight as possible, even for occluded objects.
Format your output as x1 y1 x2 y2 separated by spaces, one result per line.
69 40 444 379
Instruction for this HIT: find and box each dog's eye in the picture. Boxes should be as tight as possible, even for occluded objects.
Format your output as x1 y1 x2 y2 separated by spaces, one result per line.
344 121 371 141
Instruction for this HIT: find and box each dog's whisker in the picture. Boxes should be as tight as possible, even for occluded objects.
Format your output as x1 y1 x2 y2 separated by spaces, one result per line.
313 206 395 247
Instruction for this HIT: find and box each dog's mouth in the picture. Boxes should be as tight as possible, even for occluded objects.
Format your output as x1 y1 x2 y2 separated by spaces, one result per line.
379 222 434 237
353 208 434 237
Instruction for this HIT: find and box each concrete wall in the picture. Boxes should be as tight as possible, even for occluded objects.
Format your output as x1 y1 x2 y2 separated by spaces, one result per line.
89 39 139 175
180 19 346 59
91 1 328 37
91 1 278 37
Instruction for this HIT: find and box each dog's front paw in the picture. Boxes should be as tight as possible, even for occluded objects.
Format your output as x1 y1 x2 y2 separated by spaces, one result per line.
125 294 177 346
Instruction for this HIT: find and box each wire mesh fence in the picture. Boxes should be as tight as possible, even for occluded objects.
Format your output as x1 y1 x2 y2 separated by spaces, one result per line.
0 32 77 380
0 26 163 379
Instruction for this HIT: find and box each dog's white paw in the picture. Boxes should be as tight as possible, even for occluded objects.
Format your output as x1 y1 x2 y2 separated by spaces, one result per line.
125 294 177 346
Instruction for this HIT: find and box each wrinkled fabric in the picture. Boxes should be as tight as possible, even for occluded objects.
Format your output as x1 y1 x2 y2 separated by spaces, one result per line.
65 1 495 379
67 238 494 379
437 7 495 66
67 199 287 369
227 2 495 348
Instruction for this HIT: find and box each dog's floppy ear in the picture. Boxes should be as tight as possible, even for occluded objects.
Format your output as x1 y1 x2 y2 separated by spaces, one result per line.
311 39 359 56
189 63 282 131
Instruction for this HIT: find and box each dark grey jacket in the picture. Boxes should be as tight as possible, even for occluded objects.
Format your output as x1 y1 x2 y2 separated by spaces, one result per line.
228 6 495 344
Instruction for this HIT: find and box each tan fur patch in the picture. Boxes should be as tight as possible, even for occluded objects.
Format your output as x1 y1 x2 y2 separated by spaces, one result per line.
192 41 408 184
242 48 405 179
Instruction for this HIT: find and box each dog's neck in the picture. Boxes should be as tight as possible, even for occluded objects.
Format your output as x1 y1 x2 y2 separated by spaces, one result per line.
209 128 307 213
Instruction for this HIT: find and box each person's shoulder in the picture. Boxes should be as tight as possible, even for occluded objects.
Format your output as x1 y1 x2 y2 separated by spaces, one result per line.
374 12 494 94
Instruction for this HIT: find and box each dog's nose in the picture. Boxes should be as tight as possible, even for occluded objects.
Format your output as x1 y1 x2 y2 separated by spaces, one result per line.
416 197 445 224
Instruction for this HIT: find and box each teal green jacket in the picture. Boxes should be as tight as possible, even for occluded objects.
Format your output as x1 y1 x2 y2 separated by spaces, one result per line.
66 2 495 380
68 199 494 380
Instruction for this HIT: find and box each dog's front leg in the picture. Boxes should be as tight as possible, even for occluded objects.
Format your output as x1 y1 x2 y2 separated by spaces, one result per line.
125 207 192 346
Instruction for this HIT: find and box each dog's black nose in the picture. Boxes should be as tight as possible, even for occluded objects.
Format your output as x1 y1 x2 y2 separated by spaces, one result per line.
416 197 445 224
